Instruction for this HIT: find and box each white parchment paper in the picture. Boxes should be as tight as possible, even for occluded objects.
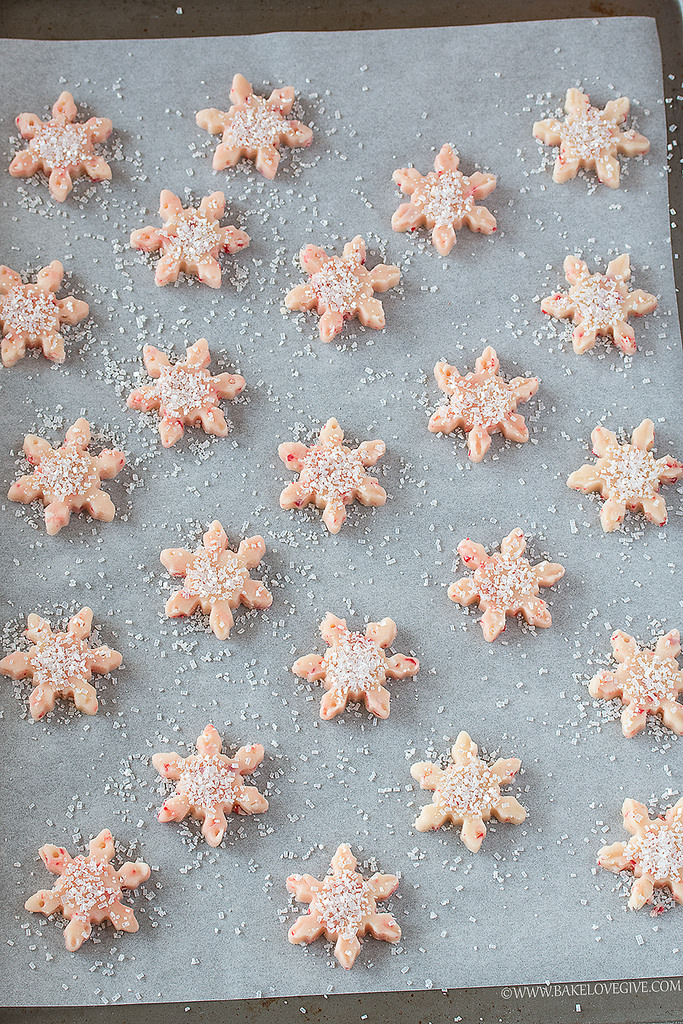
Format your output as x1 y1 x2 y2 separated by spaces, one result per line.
0 16 681 1007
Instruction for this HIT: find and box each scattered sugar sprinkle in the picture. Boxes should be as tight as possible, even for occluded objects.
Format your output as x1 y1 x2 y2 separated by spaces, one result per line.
179 755 239 812
324 629 384 696
32 632 89 688
299 441 365 500
599 444 660 502
559 106 616 160
166 213 221 263
29 121 93 167
34 446 97 499
312 868 373 940
414 169 474 227
226 96 286 150
475 555 537 607
182 550 247 602
435 757 501 817
573 274 625 331
310 255 362 314
626 810 683 882
449 377 515 427
57 857 120 918
0 286 59 336
622 651 681 704
156 366 213 415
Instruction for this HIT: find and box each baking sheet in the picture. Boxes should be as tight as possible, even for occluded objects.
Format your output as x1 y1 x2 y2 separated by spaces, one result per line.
0 16 681 1007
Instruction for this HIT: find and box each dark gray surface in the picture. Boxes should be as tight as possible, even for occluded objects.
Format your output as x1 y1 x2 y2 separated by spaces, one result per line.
1 3 682 1024
1 983 682 1024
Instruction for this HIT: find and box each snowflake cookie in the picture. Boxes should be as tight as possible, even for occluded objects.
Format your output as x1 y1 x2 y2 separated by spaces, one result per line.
9 90 112 202
598 798 683 910
24 829 150 950
541 255 657 355
284 235 400 342
533 88 649 188
567 419 683 533
160 519 271 640
448 527 565 642
279 417 386 534
391 144 497 255
0 606 121 720
286 844 401 969
130 189 249 288
8 417 125 536
429 345 538 461
590 630 683 738
153 724 268 847
196 73 313 179
411 731 526 851
0 261 89 367
292 612 419 720
127 337 245 447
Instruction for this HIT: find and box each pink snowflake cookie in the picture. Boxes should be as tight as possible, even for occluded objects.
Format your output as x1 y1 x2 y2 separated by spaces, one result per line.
25 829 150 950
285 235 400 342
196 73 313 179
429 345 538 461
9 90 112 202
411 731 526 852
392 144 497 255
279 417 386 534
590 629 683 738
161 519 272 640
127 337 245 447
8 417 125 535
153 724 268 847
598 798 683 910
567 419 683 532
0 261 89 367
286 844 401 969
448 528 565 642
292 612 419 720
130 189 249 288
0 606 121 720
541 255 657 355
533 88 650 188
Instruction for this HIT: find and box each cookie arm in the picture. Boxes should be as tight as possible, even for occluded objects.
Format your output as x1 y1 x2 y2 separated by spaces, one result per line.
367 872 399 901
493 794 526 825
278 441 308 471
117 861 151 889
286 873 322 902
130 226 164 252
385 653 419 679
237 534 267 569
25 888 61 916
0 650 32 678
292 653 325 680
356 439 386 468
534 560 565 587
589 670 620 700
151 751 184 780
532 116 562 145
369 263 400 292
410 761 440 790
597 840 630 873
234 742 264 774
629 875 655 910
364 617 396 649
196 107 230 134
456 538 488 568
622 798 651 836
